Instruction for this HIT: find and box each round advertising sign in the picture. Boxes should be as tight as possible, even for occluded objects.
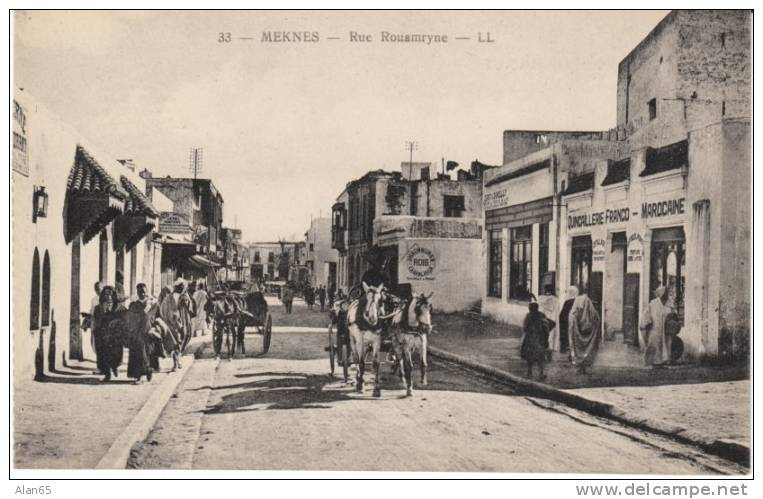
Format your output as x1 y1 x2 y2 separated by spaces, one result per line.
407 247 436 278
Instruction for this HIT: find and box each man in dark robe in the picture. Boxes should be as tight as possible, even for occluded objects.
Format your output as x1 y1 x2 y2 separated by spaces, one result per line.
126 283 155 383
521 300 555 381
93 286 125 381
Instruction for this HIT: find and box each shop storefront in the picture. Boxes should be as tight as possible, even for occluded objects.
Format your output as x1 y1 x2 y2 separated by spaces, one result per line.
482 155 557 324
559 144 690 357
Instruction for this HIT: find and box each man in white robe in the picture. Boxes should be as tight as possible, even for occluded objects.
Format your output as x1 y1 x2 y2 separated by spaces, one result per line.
639 285 672 366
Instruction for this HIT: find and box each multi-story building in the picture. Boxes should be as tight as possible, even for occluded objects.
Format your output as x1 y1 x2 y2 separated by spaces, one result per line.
12 90 161 380
331 189 350 291
332 162 487 311
142 173 224 289
483 130 626 324
483 10 751 362
249 240 307 284
304 217 338 289
142 174 224 256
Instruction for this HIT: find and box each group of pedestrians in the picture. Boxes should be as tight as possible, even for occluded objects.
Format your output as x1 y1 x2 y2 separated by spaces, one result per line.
84 277 210 384
520 283 677 381
303 284 329 312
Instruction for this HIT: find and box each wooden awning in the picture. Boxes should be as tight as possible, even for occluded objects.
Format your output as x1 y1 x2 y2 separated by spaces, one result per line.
113 175 160 251
64 145 128 244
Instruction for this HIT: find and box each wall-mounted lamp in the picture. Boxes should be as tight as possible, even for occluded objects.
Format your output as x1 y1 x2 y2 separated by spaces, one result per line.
33 186 49 223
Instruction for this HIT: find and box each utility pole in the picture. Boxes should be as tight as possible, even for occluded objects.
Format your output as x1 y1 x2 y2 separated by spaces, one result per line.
189 147 203 179
405 140 418 172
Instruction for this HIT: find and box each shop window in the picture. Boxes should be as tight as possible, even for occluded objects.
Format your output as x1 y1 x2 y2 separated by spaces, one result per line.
41 251 51 328
650 227 686 324
510 226 532 300
648 98 657 121
444 195 465 218
488 230 502 298
30 248 40 331
539 223 549 283
571 235 592 294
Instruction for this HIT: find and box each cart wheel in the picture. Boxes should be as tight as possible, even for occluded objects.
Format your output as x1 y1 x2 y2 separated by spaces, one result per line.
262 314 272 354
328 325 336 377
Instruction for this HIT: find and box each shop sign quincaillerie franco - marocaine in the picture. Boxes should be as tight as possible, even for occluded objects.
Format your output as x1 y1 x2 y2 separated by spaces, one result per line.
568 197 686 229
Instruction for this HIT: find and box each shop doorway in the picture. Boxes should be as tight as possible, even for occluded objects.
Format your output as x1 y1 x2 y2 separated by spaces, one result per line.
605 232 627 340
571 235 602 330
623 274 640 346
650 227 686 324
571 236 592 293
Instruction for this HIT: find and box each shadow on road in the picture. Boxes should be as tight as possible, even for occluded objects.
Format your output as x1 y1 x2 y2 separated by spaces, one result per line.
204 373 348 412
203 358 517 415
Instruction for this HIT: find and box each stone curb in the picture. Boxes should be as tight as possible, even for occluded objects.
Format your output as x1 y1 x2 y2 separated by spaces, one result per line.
428 346 750 468
95 340 209 469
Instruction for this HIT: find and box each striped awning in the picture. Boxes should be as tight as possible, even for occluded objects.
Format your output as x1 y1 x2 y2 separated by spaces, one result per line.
64 145 128 243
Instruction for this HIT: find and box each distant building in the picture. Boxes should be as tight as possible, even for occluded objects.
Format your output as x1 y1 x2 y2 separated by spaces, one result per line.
304 218 338 289
332 162 488 312
142 174 224 289
249 240 306 284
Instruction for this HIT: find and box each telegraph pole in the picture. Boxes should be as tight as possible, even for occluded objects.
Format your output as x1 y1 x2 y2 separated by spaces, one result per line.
189 147 203 179
405 140 418 170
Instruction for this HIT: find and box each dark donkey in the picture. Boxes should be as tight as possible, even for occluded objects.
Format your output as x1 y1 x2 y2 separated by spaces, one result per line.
391 293 433 397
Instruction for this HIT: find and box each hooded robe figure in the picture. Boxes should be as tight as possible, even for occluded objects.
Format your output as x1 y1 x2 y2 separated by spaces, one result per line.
568 288 601 373
159 279 194 354
93 286 126 380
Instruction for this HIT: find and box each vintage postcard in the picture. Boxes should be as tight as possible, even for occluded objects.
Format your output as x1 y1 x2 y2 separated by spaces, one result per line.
10 9 752 482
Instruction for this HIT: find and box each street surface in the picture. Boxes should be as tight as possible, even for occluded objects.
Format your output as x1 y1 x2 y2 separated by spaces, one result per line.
128 298 744 474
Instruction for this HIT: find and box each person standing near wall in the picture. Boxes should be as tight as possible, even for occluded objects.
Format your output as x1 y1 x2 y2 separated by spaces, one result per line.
639 285 672 367
568 284 601 374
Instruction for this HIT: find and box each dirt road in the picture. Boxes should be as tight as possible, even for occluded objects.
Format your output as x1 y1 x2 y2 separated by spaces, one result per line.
128 299 743 474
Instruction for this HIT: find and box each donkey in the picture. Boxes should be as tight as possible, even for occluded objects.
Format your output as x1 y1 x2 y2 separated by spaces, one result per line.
347 283 388 397
391 293 433 397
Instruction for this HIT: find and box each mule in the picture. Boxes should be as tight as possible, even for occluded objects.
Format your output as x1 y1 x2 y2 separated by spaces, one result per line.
391 293 433 397
347 283 388 397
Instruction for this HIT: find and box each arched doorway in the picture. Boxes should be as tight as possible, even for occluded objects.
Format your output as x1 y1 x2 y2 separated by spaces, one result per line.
30 248 40 331
41 251 51 328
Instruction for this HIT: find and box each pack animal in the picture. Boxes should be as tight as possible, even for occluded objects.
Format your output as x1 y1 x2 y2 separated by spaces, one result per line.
391 293 433 397
346 283 388 397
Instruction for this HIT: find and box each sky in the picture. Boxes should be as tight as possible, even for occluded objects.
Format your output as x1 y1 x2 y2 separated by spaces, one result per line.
13 10 669 242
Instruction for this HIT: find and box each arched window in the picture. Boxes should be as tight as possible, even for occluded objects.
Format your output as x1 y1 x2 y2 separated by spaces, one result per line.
30 248 40 330
41 251 51 327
